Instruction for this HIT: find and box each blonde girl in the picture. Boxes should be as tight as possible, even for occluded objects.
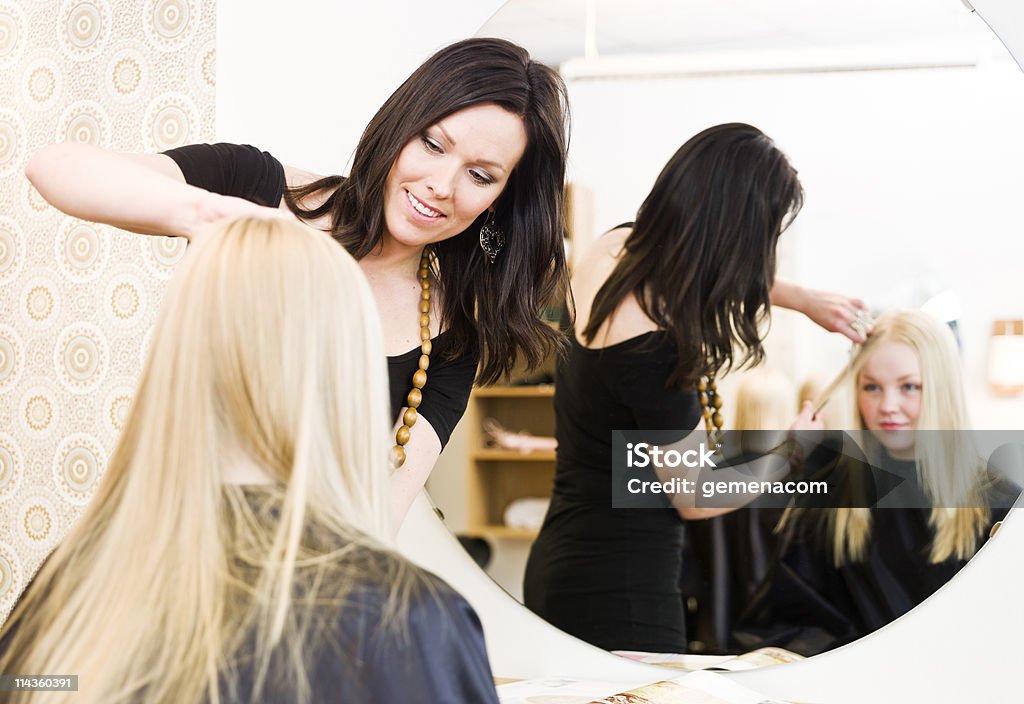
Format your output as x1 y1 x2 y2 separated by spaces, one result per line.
0 217 498 703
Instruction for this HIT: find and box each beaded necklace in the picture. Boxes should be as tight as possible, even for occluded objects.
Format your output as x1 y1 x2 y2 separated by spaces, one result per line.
699 375 724 443
391 249 432 469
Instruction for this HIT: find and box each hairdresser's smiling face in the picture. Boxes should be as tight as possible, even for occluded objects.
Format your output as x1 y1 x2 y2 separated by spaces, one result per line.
382 103 527 253
857 340 922 460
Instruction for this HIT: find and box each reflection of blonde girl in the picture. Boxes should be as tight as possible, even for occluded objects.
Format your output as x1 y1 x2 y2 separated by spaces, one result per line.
822 309 992 564
0 218 498 703
737 310 1016 655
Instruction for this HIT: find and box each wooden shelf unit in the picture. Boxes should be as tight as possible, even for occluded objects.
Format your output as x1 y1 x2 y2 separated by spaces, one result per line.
464 386 557 541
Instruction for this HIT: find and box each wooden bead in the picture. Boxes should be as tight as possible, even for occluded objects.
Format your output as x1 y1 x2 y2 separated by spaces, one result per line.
407 388 422 408
396 425 411 446
421 339 432 355
403 407 418 427
419 314 430 328
419 301 430 314
421 290 431 301
420 328 431 341
702 408 711 420
419 267 429 279
391 445 406 467
418 354 430 371
699 393 708 406
412 369 427 389
422 279 430 290
698 379 707 392
713 412 723 428
712 395 723 410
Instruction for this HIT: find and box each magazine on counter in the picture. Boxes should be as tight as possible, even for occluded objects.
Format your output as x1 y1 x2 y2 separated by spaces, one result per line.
612 646 804 672
496 669 791 704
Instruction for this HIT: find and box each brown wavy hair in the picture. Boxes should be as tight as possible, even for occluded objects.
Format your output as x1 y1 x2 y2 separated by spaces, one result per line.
284 37 570 384
583 123 804 389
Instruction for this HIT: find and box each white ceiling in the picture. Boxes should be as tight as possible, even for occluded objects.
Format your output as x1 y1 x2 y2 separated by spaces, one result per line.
479 0 1002 66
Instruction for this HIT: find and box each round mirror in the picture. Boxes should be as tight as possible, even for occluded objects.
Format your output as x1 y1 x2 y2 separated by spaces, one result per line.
421 0 1024 667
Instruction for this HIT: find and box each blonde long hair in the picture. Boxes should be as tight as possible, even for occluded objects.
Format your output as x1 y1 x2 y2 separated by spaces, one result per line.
797 310 988 565
0 217 413 703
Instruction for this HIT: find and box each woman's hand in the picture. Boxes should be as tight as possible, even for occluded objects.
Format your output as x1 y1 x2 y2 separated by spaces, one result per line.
189 193 295 244
790 400 825 432
771 280 872 343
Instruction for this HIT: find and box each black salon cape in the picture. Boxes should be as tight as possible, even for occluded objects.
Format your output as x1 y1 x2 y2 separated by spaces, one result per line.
163 143 476 447
1 492 500 704
732 451 1017 656
225 567 500 703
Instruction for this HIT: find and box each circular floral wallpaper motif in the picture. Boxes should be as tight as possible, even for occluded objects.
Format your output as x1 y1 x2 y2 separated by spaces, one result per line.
0 108 26 178
53 433 105 505
22 53 64 112
22 280 58 328
143 0 199 52
0 324 24 394
56 100 110 148
56 217 109 283
54 323 109 394
0 216 24 285
59 0 111 61
0 2 26 70
142 92 198 152
16 489 63 554
0 543 22 614
0 433 24 503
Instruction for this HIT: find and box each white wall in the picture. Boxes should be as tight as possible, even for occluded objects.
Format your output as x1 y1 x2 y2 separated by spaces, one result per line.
216 1 505 173
565 56 1024 428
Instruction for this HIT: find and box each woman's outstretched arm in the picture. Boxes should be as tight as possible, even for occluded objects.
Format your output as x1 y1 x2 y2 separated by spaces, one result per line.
25 142 278 241
771 278 871 343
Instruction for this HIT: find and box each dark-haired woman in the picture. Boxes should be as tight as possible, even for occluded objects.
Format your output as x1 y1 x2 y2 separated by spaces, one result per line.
26 38 568 530
523 123 864 654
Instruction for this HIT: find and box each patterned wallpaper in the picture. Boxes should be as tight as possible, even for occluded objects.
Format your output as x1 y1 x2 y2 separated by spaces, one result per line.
0 0 215 622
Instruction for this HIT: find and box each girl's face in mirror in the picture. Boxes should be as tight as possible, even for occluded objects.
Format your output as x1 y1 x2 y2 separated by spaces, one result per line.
382 102 527 253
857 340 923 460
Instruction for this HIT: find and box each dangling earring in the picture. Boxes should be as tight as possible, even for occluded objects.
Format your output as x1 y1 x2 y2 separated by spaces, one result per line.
479 211 505 264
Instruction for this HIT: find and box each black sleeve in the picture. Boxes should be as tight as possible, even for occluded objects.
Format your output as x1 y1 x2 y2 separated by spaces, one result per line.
418 349 478 449
163 143 286 207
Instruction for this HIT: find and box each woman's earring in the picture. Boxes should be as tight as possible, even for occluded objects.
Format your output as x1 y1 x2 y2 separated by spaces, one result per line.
479 212 505 264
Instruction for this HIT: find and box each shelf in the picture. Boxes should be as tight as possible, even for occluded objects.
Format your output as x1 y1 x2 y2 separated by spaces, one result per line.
473 449 556 462
474 385 555 398
464 525 540 540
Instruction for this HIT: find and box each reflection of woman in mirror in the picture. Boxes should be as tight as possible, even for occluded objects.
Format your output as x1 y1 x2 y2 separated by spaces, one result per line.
0 218 500 704
735 309 1017 656
25 37 569 529
523 123 854 653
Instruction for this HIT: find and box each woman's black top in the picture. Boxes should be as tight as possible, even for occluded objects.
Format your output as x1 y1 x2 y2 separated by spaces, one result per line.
163 143 476 447
732 453 1017 656
523 332 701 653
